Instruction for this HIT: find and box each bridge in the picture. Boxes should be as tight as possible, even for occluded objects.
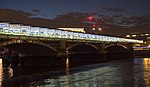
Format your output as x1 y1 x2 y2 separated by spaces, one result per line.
0 22 143 67
0 22 143 57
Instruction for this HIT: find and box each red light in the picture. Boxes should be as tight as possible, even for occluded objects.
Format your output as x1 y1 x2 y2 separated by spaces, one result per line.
92 24 96 27
87 16 93 21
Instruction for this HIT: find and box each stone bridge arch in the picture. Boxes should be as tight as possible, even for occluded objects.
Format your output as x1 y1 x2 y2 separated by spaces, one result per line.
67 43 99 54
105 44 129 53
0 39 57 56
105 44 133 60
105 44 128 50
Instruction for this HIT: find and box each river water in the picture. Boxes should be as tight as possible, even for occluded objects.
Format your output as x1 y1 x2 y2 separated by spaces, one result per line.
0 57 150 87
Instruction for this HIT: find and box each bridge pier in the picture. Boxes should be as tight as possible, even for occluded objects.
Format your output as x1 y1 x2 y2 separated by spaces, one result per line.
99 43 106 54
127 43 134 57
56 41 67 58
127 43 134 54
98 43 107 61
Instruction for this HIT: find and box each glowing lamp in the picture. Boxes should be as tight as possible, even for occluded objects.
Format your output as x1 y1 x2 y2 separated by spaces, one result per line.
87 16 93 21
99 28 102 32
92 28 95 31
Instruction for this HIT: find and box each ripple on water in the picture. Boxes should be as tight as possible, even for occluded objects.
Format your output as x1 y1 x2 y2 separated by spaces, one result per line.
1 58 150 87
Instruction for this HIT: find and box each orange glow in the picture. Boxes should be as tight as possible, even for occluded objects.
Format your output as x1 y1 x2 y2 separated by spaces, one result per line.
65 50 70 82
143 58 150 86
0 59 3 86
66 57 69 67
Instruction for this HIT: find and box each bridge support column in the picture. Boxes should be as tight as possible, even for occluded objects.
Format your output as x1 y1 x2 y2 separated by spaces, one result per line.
57 41 67 58
99 43 106 54
127 43 134 54
99 43 106 60
127 43 134 58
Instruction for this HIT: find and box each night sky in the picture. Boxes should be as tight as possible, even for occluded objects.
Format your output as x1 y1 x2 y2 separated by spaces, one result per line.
0 0 150 36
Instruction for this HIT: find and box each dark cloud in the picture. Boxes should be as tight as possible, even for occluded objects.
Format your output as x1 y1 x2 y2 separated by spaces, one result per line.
0 9 150 36
0 9 52 27
0 9 84 28
102 15 150 35
0 9 33 23
31 9 47 17
102 7 126 13
32 9 40 13
54 12 98 21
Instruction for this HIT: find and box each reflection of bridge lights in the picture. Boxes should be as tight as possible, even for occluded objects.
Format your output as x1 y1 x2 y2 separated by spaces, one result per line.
66 50 68 53
66 49 69 66
65 53 70 82
0 59 3 84
143 58 150 86
66 57 69 67
66 48 70 80
0 59 13 86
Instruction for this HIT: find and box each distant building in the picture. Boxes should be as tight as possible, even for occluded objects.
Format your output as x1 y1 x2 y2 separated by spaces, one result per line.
58 28 85 33
125 32 150 46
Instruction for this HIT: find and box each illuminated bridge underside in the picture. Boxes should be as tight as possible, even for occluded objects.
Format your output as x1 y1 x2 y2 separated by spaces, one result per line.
0 23 143 43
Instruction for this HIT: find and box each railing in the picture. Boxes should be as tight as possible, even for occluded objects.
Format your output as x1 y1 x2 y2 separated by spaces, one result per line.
134 46 150 50
0 23 143 43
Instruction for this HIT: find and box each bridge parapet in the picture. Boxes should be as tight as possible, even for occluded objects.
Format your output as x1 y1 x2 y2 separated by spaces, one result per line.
0 23 143 44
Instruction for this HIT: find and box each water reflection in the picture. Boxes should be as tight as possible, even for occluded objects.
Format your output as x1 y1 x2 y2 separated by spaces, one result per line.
65 51 70 86
29 59 135 87
1 59 14 78
0 57 150 87
0 59 2 86
0 59 13 87
32 58 150 87
143 58 150 86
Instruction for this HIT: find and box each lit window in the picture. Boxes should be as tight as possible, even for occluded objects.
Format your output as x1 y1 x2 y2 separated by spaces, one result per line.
98 28 102 32
132 35 137 37
126 35 130 37
145 34 149 36
92 28 95 31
